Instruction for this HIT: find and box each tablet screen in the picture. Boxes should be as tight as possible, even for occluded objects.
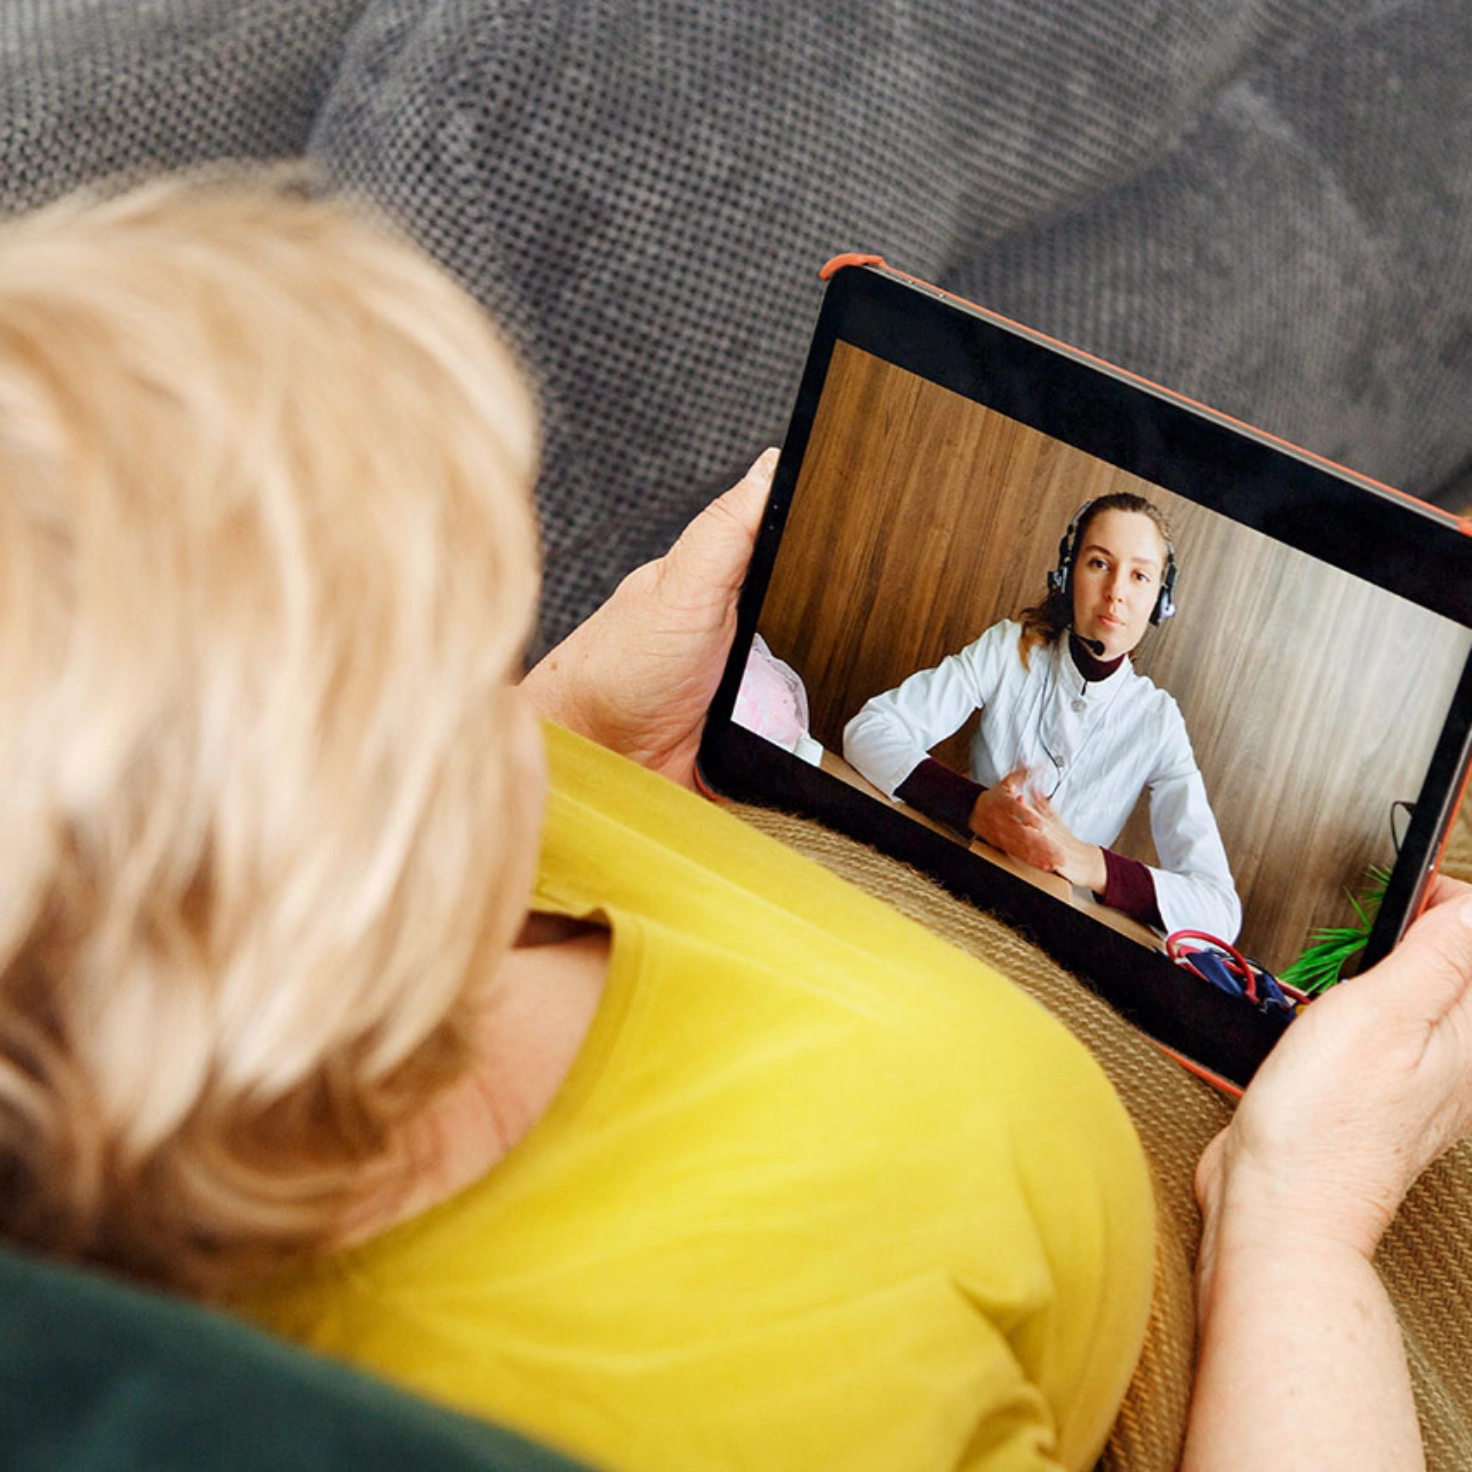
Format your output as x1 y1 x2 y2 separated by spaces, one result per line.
701 263 1472 1084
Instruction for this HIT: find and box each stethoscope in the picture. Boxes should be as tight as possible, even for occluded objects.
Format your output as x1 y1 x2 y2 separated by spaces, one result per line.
1033 634 1125 801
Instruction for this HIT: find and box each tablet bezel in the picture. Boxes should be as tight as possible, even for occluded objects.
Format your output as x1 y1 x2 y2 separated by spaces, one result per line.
698 261 1472 1086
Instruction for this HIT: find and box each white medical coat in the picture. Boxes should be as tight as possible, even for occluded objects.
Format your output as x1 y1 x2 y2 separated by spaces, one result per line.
842 620 1241 941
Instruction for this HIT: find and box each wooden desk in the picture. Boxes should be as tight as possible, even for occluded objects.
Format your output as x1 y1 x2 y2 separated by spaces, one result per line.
818 749 1164 951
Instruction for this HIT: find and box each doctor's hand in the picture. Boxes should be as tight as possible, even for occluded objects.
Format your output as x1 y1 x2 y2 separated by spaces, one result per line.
521 449 776 789
1024 792 1109 894
968 770 1066 873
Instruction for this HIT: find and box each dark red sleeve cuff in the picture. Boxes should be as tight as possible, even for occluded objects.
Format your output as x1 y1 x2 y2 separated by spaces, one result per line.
894 758 984 838
1100 848 1163 929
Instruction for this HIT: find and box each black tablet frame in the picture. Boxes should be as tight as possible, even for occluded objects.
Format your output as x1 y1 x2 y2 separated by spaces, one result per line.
698 262 1472 1087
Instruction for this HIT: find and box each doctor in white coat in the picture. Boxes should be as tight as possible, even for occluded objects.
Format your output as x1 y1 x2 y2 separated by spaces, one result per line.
843 493 1240 941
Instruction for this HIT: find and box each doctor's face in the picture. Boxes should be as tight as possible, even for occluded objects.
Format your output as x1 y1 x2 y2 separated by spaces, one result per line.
1070 508 1167 659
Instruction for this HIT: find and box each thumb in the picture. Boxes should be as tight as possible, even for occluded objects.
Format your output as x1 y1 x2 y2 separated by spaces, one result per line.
660 449 777 604
998 767 1028 798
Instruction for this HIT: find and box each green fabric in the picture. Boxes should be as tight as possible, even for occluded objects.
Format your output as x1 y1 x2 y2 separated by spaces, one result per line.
0 1244 592 1472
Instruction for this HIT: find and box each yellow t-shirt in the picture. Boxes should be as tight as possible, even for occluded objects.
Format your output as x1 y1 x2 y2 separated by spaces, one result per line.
246 724 1154 1471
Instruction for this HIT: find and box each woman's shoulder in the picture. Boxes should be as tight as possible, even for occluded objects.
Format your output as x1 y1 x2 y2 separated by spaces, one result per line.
1119 664 1192 744
948 618 1044 691
960 617 1027 664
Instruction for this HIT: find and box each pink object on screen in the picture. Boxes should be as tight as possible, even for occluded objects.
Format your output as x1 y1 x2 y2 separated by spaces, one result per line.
733 634 811 747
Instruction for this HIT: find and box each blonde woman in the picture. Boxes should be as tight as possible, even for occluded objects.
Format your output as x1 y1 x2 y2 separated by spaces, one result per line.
0 175 1467 1472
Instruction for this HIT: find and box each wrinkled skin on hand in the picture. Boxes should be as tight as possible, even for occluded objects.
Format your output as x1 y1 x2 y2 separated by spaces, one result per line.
521 449 777 789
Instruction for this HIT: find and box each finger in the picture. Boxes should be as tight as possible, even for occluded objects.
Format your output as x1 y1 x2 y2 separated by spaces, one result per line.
1352 888 1472 1026
1016 789 1048 821
661 449 778 603
999 767 1029 798
717 447 780 535
1003 811 1057 860
1419 874 1472 913
998 801 1040 832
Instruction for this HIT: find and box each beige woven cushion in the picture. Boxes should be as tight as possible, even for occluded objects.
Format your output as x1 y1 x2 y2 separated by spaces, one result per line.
732 800 1472 1471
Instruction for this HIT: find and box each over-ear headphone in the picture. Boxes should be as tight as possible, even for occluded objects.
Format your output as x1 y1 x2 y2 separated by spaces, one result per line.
1047 498 1178 626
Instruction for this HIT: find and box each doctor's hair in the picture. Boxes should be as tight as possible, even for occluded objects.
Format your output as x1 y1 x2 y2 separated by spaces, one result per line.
0 174 542 1299
1016 493 1173 668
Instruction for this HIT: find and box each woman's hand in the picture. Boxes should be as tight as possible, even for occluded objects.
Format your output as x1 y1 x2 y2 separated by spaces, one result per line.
521 449 776 789
1198 874 1472 1260
968 769 1066 872
1180 877 1472 1472
1023 791 1108 893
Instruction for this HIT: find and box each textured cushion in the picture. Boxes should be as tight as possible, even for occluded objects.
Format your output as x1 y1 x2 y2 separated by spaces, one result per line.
310 0 1472 652
0 0 370 215
735 796 1472 1472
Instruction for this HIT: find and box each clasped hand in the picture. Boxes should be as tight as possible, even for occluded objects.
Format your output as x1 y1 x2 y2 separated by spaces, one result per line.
968 770 1107 893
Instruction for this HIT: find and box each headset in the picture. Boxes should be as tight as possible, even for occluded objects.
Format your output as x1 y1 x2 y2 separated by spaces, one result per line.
1047 497 1178 626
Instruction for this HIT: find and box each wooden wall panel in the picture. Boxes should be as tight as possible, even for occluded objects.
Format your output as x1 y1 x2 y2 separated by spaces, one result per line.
758 343 1470 971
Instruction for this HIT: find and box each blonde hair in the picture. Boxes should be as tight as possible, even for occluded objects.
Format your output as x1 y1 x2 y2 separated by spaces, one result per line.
0 174 541 1297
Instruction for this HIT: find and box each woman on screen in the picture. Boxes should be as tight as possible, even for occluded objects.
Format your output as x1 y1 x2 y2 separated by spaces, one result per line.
843 493 1241 941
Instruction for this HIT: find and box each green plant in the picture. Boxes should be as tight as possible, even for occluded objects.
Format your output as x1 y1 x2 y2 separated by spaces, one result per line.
1279 864 1391 995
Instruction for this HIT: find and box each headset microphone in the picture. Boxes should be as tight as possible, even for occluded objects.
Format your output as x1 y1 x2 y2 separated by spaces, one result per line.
1075 632 1106 657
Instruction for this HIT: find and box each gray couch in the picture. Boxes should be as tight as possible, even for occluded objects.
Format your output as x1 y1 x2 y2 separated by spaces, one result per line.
7 0 1472 656
4 2 1472 1466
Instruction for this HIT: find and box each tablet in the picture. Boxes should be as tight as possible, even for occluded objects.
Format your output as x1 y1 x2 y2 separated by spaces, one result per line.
697 257 1472 1088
